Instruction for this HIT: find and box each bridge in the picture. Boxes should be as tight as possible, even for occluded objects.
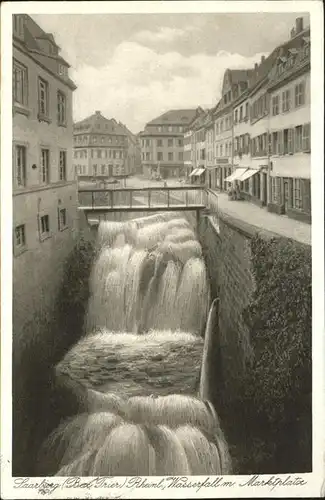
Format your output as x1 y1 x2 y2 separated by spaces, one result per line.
78 186 218 226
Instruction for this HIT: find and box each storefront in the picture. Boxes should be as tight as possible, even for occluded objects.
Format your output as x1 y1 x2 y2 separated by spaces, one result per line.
268 155 311 223
189 167 206 184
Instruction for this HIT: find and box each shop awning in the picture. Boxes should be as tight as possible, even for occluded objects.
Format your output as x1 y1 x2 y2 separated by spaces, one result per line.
189 169 199 177
224 168 247 183
238 168 260 181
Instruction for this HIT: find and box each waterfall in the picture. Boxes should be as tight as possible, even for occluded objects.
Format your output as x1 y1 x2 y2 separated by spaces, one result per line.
40 212 233 478
86 213 210 336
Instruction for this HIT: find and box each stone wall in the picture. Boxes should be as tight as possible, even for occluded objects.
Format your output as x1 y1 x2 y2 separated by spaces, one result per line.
198 211 312 473
199 213 257 404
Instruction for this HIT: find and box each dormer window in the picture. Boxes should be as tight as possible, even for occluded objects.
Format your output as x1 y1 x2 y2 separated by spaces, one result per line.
59 64 68 78
13 15 25 39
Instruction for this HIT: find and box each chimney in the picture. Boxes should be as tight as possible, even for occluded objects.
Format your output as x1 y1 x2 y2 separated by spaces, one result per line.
254 63 258 70
95 110 101 115
261 55 265 64
290 27 296 39
296 17 303 34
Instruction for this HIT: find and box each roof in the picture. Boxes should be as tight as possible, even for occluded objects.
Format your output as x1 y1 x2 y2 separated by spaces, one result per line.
13 15 76 90
74 111 128 136
229 69 254 84
146 109 199 126
36 32 59 48
248 26 310 94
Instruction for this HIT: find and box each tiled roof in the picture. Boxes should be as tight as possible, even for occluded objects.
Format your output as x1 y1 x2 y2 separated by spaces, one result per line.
146 109 199 126
74 112 127 136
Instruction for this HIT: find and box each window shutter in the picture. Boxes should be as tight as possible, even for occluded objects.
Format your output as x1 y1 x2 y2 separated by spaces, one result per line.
278 130 284 155
268 133 273 155
302 179 311 212
288 129 293 154
302 123 311 151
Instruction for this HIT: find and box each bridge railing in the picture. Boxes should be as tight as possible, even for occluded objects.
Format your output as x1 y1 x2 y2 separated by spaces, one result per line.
78 186 208 210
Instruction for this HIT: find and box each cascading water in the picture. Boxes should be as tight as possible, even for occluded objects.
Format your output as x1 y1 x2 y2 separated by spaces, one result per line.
85 212 210 337
38 211 233 477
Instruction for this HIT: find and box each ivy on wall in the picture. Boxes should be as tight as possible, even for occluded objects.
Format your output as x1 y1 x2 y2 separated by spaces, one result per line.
236 235 312 473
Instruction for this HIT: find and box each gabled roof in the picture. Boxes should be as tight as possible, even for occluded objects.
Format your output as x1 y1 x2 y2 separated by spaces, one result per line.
146 109 199 126
74 111 127 136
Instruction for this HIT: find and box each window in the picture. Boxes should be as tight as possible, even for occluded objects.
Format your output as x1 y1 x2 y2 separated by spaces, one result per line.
59 64 67 77
295 82 305 107
272 132 278 155
225 143 228 156
101 137 105 143
157 139 163 147
168 126 173 132
15 145 26 187
58 208 67 230
97 149 102 159
220 120 223 132
179 127 183 132
13 60 28 106
302 123 311 151
146 152 150 160
272 95 279 116
38 78 49 117
168 138 173 147
13 15 25 38
245 103 249 119
178 151 183 161
157 152 163 161
239 106 243 121
146 139 150 147
178 139 183 147
220 144 223 156
40 215 50 237
168 152 173 161
15 224 26 249
59 150 67 181
293 179 303 209
282 90 291 112
93 165 97 175
57 91 66 125
295 126 303 152
158 126 162 132
41 149 50 183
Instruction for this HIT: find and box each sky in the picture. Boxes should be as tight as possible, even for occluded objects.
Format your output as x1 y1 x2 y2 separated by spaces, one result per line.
32 12 310 134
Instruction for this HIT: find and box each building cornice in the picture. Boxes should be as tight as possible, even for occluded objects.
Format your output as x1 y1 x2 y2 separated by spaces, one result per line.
267 61 310 92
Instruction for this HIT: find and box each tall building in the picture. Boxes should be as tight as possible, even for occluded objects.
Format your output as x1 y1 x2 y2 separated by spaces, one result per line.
199 16 311 224
214 69 252 191
12 14 77 475
13 14 77 335
140 109 200 179
118 121 142 177
267 18 311 223
73 111 130 181
188 110 211 185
